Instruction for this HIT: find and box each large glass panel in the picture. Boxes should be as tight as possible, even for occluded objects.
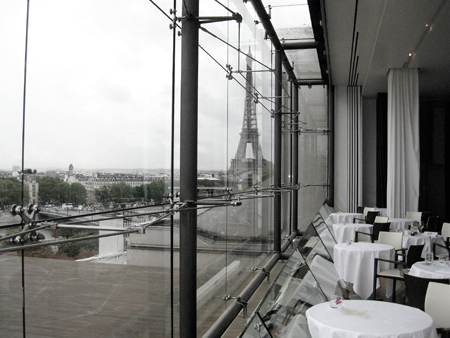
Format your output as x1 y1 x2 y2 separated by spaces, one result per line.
239 245 341 337
297 86 329 230
270 1 314 40
240 204 343 338
196 1 276 334
0 222 23 338
1 0 176 336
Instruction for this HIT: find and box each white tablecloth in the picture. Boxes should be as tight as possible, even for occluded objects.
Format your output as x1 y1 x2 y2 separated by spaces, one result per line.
402 233 446 257
334 243 394 299
409 261 450 280
375 207 388 217
389 218 415 232
332 223 373 244
325 213 362 226
306 300 438 338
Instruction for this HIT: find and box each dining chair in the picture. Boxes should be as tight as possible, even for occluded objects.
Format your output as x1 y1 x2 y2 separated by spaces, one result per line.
373 256 406 303
374 216 388 223
378 231 404 258
425 282 450 336
355 210 379 225
373 239 422 304
354 207 376 223
433 222 450 256
404 272 449 311
357 205 365 214
404 244 424 268
424 216 439 232
405 211 422 223
442 222 450 248
355 222 390 243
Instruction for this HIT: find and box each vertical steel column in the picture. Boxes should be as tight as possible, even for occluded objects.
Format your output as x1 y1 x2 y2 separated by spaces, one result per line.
274 49 282 253
179 0 199 336
328 86 334 204
292 84 299 233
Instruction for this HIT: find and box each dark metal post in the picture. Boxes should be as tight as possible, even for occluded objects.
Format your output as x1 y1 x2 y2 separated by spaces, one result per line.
180 0 199 336
274 49 282 253
292 84 299 233
328 86 334 204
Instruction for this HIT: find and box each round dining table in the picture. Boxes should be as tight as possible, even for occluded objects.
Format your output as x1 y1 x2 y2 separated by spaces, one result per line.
409 261 450 279
332 223 373 244
306 300 438 338
402 233 446 257
389 218 416 232
334 242 394 299
325 212 362 226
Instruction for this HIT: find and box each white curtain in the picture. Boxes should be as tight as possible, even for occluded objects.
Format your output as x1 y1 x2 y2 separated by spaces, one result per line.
386 68 420 218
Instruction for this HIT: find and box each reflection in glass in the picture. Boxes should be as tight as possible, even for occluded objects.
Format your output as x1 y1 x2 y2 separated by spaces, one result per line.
1 0 331 336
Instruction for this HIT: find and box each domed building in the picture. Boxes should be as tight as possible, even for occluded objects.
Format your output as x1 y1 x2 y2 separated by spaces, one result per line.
66 164 76 184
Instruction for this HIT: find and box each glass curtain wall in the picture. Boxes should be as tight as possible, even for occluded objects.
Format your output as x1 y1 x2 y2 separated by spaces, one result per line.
1 1 176 337
0 0 328 337
270 1 329 232
196 1 277 334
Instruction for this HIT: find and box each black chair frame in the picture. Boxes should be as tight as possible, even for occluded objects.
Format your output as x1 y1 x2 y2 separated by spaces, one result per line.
403 272 449 311
355 222 391 243
373 257 406 303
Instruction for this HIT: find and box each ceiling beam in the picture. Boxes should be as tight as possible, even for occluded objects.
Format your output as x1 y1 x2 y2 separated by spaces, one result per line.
281 41 321 50
249 0 297 82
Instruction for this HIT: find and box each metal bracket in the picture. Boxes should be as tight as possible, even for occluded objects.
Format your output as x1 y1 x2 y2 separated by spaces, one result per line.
252 267 270 283
6 204 46 245
167 192 180 207
187 197 242 207
198 13 242 24
177 12 242 24
223 295 248 317
226 64 233 80
224 188 233 200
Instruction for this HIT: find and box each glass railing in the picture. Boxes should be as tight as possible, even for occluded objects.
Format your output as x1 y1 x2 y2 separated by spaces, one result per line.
239 202 342 338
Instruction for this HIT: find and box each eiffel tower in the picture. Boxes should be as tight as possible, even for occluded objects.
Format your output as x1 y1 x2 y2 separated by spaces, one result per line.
229 49 268 188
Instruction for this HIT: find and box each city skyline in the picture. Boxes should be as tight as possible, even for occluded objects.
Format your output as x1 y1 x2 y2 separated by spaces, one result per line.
0 0 273 172
0 165 227 174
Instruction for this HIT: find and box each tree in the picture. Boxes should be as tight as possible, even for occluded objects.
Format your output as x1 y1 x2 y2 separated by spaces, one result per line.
0 177 26 209
95 185 111 206
57 230 98 258
36 176 64 203
132 185 144 200
109 182 133 204
37 177 87 205
59 182 70 203
142 180 167 203
68 183 87 205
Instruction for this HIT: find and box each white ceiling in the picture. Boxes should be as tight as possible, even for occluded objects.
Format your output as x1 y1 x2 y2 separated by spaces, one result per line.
323 0 450 99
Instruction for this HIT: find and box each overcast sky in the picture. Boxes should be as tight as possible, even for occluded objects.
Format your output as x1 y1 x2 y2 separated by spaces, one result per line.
0 0 274 172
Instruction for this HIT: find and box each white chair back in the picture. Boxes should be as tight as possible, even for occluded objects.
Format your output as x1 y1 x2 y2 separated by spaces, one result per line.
405 211 422 222
363 207 375 217
425 282 450 328
441 222 450 240
374 216 388 223
378 231 403 251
